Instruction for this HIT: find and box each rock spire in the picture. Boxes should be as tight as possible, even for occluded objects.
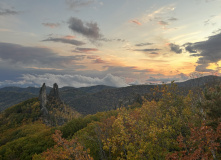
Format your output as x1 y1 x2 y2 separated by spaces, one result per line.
39 83 48 115
49 83 61 102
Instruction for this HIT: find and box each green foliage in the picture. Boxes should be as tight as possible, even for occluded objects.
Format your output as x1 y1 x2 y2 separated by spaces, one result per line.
61 110 118 138
198 84 221 127
70 83 204 159
0 98 41 131
0 122 54 160
44 98 81 126
1 82 221 160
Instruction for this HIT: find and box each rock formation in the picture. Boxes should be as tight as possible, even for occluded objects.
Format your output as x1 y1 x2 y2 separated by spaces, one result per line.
39 83 71 126
48 83 61 102
39 83 48 115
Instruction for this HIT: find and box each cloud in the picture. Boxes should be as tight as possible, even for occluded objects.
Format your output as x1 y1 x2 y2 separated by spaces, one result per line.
135 42 153 46
0 42 85 69
42 37 85 46
0 73 129 88
73 47 98 53
0 8 20 16
168 17 178 21
93 58 106 64
169 43 182 54
63 35 75 39
68 17 102 40
99 38 126 43
203 15 216 26
184 43 197 53
130 20 142 25
65 0 95 10
102 66 150 78
146 73 189 84
185 32 221 72
129 80 142 85
134 48 161 52
42 23 60 28
150 52 159 55
158 20 169 26
141 5 175 23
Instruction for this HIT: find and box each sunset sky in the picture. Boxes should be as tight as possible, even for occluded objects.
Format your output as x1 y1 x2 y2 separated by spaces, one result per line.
0 0 221 87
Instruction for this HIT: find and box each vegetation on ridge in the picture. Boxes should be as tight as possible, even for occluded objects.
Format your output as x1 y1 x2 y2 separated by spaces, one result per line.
0 81 221 160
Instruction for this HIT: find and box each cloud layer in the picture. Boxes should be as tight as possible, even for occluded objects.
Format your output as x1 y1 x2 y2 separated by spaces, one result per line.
42 37 85 46
0 8 20 16
0 42 85 68
0 73 129 88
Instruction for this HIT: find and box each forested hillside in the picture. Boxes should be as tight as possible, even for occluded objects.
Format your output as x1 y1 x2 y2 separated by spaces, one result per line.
0 81 220 160
1 75 221 114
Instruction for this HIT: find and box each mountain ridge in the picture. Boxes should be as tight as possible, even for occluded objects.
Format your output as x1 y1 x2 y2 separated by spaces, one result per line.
1 75 221 114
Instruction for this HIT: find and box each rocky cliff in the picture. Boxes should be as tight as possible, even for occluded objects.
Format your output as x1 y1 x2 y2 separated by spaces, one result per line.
38 83 79 126
48 83 61 102
39 83 48 115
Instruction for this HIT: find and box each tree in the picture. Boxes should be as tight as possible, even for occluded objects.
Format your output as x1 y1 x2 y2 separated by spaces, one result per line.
167 122 221 160
34 130 93 160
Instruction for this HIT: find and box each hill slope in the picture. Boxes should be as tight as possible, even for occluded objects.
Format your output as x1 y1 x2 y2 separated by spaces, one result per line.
1 75 221 114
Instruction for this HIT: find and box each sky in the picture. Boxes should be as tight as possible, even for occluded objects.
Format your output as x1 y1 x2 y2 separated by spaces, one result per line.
0 0 221 88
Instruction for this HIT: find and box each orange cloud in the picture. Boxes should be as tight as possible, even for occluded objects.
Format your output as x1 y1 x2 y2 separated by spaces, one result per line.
42 23 60 28
130 20 142 25
63 35 75 39
93 58 106 64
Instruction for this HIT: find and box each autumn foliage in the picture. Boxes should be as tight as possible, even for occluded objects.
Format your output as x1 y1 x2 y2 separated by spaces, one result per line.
36 130 93 160
1 83 221 160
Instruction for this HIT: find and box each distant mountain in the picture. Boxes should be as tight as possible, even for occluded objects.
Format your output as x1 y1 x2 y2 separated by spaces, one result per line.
0 85 116 112
63 75 221 114
0 75 221 114
176 75 221 87
64 85 152 114
0 92 36 111
0 86 51 95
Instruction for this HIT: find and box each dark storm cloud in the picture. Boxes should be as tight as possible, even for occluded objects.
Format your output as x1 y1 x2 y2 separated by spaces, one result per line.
68 17 102 40
135 42 153 47
42 37 85 46
0 42 85 68
185 32 221 72
65 0 95 10
42 23 60 28
169 43 182 54
134 48 161 52
0 8 20 16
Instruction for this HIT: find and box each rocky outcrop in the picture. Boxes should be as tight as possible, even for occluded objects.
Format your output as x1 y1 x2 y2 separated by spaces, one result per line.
39 83 48 115
48 83 61 102
38 83 72 126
